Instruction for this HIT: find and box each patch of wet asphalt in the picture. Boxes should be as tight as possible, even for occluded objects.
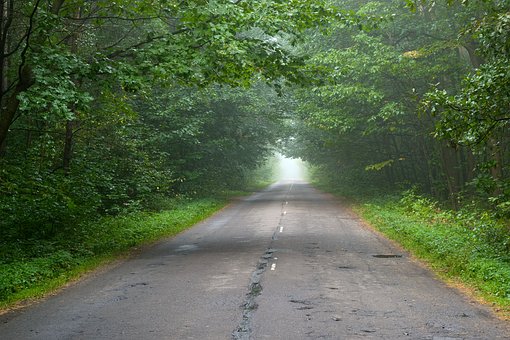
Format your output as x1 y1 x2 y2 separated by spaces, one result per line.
0 181 509 339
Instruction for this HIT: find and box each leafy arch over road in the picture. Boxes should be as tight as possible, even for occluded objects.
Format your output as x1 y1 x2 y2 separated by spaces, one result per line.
2 0 369 240
1 0 510 309
0 0 338 148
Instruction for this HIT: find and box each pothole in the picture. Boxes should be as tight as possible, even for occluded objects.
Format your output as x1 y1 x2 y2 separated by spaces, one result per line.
232 248 275 340
372 254 402 258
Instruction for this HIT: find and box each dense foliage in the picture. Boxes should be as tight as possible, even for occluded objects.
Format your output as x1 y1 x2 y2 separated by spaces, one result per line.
1 0 509 308
0 0 335 239
288 0 510 216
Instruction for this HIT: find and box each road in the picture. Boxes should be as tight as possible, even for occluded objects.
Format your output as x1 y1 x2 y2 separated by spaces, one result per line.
1 181 509 339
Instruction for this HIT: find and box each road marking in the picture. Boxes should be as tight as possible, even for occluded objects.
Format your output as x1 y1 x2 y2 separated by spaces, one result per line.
271 263 277 271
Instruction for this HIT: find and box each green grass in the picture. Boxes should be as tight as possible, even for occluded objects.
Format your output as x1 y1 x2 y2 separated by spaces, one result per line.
311 177 510 316
0 197 227 310
360 198 510 316
0 158 280 311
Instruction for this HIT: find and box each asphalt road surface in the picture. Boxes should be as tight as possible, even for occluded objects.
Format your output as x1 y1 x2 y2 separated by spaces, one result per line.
1 181 509 339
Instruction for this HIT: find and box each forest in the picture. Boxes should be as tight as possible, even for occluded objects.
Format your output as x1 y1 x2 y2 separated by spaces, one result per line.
0 0 509 308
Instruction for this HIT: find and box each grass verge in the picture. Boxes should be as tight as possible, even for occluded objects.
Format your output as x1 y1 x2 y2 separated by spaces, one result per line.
312 180 510 318
356 197 510 317
0 197 227 311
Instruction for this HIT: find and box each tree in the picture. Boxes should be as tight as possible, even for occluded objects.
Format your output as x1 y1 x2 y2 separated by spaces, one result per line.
0 0 341 236
421 1 510 208
0 0 337 151
287 0 481 202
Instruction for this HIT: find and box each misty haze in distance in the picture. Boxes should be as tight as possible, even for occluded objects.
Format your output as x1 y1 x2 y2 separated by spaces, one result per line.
278 155 306 181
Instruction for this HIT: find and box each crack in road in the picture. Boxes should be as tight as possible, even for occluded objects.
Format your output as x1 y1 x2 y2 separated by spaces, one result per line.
232 184 293 340
232 248 275 340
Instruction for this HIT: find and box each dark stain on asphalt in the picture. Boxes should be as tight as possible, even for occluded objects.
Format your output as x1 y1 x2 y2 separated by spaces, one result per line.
289 299 312 305
372 254 403 258
337 265 354 269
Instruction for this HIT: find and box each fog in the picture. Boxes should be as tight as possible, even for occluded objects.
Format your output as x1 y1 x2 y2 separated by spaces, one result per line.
278 155 306 180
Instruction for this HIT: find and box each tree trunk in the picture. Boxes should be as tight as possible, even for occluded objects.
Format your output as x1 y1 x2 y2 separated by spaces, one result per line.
464 41 483 69
62 120 74 173
0 66 34 149
440 143 461 208
489 137 503 196
0 0 10 155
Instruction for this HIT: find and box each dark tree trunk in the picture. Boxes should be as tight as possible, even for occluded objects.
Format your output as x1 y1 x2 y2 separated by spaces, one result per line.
61 6 82 174
464 41 483 68
0 66 34 150
63 120 74 173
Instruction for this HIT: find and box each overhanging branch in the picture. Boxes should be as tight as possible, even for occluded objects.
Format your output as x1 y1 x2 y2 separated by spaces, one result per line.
106 27 190 59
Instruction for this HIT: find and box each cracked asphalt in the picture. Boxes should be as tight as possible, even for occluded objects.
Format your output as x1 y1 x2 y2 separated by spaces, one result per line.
1 181 509 339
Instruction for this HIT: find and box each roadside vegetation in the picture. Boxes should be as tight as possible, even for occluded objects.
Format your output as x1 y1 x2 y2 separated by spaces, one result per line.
311 168 510 317
1 0 509 319
0 161 278 310
0 197 225 309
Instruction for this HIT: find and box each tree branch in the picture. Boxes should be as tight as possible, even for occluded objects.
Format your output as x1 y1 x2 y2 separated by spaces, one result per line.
1 77 17 96
3 33 29 58
100 26 136 51
64 15 163 22
106 27 190 59
18 0 41 82
51 0 65 15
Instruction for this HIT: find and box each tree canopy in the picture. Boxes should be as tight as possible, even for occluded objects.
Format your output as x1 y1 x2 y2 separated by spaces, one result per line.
1 0 510 241
287 0 510 214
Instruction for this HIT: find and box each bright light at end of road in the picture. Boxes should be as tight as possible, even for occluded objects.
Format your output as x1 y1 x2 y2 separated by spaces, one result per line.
278 155 306 180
